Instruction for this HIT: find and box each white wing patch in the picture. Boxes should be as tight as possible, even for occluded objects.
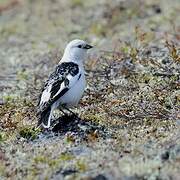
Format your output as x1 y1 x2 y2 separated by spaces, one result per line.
51 81 66 99
39 84 52 105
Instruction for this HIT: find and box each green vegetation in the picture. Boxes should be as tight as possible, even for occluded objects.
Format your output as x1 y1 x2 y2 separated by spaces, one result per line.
19 127 41 140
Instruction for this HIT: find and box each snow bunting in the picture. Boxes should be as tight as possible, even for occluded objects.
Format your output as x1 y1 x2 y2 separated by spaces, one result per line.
37 39 93 128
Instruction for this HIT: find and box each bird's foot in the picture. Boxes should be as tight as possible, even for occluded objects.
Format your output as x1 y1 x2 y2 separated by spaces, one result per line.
62 106 79 118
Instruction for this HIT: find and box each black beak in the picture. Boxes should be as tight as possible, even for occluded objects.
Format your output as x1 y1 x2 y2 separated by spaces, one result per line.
83 44 93 49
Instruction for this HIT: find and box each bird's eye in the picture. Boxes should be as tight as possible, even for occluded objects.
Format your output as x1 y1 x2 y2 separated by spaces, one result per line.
77 45 82 48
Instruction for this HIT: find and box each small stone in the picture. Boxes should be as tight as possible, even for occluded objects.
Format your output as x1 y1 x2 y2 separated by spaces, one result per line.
92 174 107 180
161 151 170 161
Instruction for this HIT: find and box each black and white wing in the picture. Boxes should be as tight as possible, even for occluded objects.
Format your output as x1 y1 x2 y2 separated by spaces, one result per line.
37 62 81 126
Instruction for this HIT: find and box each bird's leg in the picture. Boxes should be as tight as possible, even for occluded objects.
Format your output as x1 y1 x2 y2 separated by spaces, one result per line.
59 108 67 115
63 106 79 118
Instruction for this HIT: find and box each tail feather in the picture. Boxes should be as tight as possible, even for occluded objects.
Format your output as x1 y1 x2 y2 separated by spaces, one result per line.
37 107 52 128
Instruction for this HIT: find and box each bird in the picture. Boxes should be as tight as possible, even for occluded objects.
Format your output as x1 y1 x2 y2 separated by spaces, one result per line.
37 39 93 128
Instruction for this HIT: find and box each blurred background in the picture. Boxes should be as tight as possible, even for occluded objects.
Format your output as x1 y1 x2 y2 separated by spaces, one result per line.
0 0 179 78
0 0 180 97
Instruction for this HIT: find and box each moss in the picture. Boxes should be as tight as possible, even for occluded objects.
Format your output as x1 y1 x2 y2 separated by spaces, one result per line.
33 155 60 170
76 160 87 172
121 45 130 54
33 155 47 164
17 70 29 81
0 164 6 177
3 95 17 102
58 153 74 161
0 98 37 135
26 169 39 180
138 73 153 83
47 43 56 50
33 152 74 170
70 0 84 7
0 132 8 143
90 23 107 37
19 127 41 140
84 113 104 124
34 153 74 164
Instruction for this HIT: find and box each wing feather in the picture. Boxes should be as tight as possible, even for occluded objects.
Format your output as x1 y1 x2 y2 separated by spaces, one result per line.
38 62 80 113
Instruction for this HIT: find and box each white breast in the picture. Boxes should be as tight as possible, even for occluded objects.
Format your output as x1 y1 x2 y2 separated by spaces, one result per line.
56 72 86 108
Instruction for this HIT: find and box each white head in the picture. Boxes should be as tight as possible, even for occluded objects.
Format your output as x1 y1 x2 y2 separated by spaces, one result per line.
61 39 93 64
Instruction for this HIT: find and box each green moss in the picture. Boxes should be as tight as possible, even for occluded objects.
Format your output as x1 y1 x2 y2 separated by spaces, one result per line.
19 127 41 140
0 132 8 143
26 169 39 180
33 155 54 164
0 164 6 177
3 95 17 102
121 45 130 54
76 160 87 172
33 155 60 168
33 153 74 169
90 23 107 37
84 114 104 123
58 153 74 161
139 73 153 83
17 70 29 80
0 98 37 136
70 0 84 7
34 155 47 164
47 43 56 50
